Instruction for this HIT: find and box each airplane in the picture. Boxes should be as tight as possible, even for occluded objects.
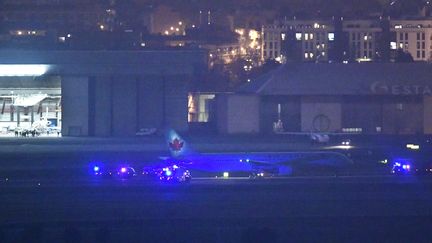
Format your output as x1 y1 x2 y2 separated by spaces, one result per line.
138 129 354 182
90 129 354 182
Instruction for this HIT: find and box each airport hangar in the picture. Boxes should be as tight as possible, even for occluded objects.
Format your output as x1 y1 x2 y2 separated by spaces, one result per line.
0 50 207 137
222 63 432 135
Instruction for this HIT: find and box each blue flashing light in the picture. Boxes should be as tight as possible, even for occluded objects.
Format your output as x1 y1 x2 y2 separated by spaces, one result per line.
120 167 127 173
93 166 100 172
246 159 250 163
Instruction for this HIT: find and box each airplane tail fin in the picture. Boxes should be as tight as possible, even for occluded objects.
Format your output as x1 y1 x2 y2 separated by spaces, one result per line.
165 129 194 158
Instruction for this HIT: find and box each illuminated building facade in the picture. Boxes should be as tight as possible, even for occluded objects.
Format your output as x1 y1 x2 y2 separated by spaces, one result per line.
0 50 207 137
262 20 336 63
343 20 384 62
390 19 432 61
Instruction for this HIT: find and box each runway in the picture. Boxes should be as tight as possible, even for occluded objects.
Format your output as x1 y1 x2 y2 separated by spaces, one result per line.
1 175 432 242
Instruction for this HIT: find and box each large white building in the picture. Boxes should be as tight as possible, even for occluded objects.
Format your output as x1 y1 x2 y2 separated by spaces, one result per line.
261 20 335 63
261 24 284 61
343 20 383 61
390 19 432 61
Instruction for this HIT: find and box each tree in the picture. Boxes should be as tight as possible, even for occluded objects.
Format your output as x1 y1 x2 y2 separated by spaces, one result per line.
394 48 414 62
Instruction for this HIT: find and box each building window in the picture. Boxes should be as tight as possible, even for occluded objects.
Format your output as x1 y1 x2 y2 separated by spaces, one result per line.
422 51 426 58
422 33 426 40
295 33 302 40
417 51 420 58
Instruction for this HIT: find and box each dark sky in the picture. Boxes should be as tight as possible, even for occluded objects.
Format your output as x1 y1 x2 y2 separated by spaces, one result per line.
140 0 427 18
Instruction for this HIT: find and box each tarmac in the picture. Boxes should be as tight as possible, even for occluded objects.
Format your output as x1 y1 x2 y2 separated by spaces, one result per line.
1 175 432 242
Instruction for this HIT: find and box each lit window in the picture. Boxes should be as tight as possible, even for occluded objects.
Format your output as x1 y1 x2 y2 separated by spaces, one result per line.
328 33 335 41
281 33 286 40
390 42 397 50
310 34 314 40
296 33 302 40
304 52 308 59
310 52 314 58
305 33 309 41
395 25 402 29
314 23 320 28
321 52 326 56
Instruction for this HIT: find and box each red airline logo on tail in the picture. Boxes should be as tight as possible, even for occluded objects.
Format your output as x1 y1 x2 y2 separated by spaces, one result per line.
169 138 184 152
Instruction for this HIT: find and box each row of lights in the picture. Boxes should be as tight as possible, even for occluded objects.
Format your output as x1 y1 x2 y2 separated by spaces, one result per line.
164 21 184 35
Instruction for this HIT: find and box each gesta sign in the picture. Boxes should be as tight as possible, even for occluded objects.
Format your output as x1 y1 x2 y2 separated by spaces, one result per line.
370 82 432 96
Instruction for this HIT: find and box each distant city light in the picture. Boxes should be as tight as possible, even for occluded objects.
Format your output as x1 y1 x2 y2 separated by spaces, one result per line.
67 34 71 38
179 21 183 25
99 25 105 30
223 172 229 178
0 65 49 76
406 144 420 150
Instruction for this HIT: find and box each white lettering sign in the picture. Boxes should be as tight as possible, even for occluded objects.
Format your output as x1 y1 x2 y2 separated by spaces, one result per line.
370 82 432 96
